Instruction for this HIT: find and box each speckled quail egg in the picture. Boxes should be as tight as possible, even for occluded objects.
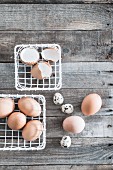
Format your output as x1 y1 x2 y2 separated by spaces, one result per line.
61 104 74 114
53 93 64 105
60 136 71 148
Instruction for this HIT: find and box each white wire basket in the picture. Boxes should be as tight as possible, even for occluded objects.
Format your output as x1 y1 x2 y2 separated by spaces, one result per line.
0 94 46 151
14 44 62 91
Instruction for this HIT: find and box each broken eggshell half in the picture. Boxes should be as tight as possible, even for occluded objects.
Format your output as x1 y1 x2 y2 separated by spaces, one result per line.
31 61 52 80
20 47 40 65
41 48 60 62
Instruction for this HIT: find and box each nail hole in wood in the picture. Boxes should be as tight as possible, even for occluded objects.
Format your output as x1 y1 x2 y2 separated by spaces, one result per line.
107 124 112 128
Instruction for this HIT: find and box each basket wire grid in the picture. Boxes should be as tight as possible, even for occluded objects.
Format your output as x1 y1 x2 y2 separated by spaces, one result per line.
15 44 62 91
0 94 46 151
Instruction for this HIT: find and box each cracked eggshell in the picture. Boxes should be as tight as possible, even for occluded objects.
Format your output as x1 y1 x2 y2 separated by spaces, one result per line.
60 136 71 148
61 104 74 114
0 98 15 118
53 93 64 105
81 93 102 116
41 48 60 62
22 120 43 141
20 47 40 65
63 116 85 134
31 61 52 79
7 112 26 130
18 97 41 117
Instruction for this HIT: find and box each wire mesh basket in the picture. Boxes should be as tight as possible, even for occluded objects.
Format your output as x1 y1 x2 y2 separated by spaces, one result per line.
14 44 62 91
0 94 46 151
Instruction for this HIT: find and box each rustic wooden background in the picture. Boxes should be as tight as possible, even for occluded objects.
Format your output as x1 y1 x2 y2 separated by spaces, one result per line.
0 0 113 170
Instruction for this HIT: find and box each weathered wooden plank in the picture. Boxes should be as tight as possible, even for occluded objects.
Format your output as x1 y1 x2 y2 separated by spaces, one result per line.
0 115 112 138
1 62 113 89
0 30 112 62
0 138 112 165
46 116 113 137
0 165 113 170
0 0 113 4
0 89 113 116
0 4 111 30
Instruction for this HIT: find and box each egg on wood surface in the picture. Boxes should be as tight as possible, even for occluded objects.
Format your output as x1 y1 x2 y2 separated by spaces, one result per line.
22 120 43 141
7 112 26 130
61 104 74 114
81 93 102 116
20 47 40 65
63 116 85 134
18 97 41 117
31 61 52 79
53 93 64 105
60 136 71 148
41 48 60 62
0 98 15 118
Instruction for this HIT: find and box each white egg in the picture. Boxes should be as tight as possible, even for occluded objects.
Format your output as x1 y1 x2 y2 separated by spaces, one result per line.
60 136 71 148
61 104 74 114
53 93 64 105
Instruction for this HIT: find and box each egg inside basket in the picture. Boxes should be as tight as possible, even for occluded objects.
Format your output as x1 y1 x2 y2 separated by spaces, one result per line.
0 94 46 151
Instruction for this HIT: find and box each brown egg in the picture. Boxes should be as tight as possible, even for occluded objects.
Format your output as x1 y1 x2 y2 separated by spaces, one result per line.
81 93 102 116
7 112 26 130
31 61 52 79
20 47 40 65
18 97 41 117
22 120 43 141
0 98 15 118
63 116 85 134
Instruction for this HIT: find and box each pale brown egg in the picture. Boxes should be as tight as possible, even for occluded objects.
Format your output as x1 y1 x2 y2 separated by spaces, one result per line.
18 97 41 117
22 120 43 141
20 47 40 65
7 112 26 130
63 116 85 134
81 93 102 116
31 61 52 79
41 48 60 62
0 98 15 118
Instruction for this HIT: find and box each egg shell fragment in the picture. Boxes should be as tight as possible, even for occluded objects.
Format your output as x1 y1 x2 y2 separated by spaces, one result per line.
63 116 85 134
7 112 26 130
20 47 40 65
22 120 43 141
41 48 60 62
81 93 102 116
31 62 52 79
0 98 15 118
18 97 41 117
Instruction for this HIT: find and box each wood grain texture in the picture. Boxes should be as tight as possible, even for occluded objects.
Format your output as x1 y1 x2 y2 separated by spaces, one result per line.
0 138 112 165
0 0 113 3
46 116 113 137
1 62 113 89
0 165 113 170
0 30 112 62
0 88 113 116
0 4 111 30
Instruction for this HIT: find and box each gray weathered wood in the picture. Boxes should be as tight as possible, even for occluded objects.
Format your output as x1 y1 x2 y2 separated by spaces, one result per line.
0 30 112 62
1 62 113 89
0 115 113 138
46 116 113 137
0 138 112 165
0 88 113 116
0 0 113 3
0 165 113 170
0 4 111 30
